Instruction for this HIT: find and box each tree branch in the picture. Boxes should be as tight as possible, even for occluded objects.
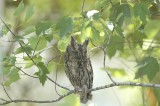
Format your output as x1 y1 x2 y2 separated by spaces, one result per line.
0 90 75 105
89 82 160 92
1 81 160 105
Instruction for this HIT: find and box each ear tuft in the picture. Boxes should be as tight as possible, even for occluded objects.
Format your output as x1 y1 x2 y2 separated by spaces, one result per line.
71 36 76 46
83 39 89 46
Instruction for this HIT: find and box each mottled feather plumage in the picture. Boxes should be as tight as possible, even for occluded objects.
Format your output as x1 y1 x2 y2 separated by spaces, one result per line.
64 37 93 103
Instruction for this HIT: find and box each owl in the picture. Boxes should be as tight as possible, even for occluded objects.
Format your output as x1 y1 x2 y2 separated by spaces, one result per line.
64 36 93 103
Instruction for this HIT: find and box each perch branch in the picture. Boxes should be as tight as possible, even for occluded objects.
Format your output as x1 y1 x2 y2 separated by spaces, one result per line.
1 81 160 105
0 90 75 105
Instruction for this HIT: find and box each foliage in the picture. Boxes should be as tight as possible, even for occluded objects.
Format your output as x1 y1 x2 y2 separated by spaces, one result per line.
0 0 160 105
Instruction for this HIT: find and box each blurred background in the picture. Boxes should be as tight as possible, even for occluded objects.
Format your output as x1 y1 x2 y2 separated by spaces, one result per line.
0 0 157 106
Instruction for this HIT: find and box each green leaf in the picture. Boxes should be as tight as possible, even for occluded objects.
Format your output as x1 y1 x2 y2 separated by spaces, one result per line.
135 56 159 81
3 57 16 67
0 24 11 37
14 0 24 16
154 88 160 102
121 4 131 17
144 20 160 38
2 67 11 75
114 26 124 38
92 12 101 20
100 19 111 33
81 20 93 40
35 62 49 85
91 26 100 40
48 61 56 72
127 31 146 48
24 56 42 68
16 46 33 54
57 37 70 52
28 36 47 51
117 4 131 26
35 21 52 36
14 35 24 41
4 67 20 86
15 47 23 54
107 34 124 58
22 26 35 36
37 62 49 73
24 61 34 68
25 4 34 21
134 3 150 23
55 16 73 38
109 3 131 26
44 34 53 42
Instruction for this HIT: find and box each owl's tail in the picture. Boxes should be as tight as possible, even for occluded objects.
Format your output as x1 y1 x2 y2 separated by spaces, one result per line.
80 93 92 104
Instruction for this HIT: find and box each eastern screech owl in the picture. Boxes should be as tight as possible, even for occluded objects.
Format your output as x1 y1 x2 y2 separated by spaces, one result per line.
64 36 93 103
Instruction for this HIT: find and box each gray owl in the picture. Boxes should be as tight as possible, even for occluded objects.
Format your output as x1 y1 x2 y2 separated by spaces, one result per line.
64 36 93 103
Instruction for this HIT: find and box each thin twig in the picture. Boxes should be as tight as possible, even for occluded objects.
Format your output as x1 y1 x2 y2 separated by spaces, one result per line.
1 39 16 42
89 38 99 48
1 84 12 101
15 66 38 78
100 22 115 83
47 76 70 91
109 0 114 6
33 37 41 56
104 32 112 50
144 37 156 58
0 17 37 65
47 55 60 66
15 66 70 91
90 25 115 83
0 17 16 37
102 49 116 83
81 0 86 13
0 98 9 102
54 66 62 96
